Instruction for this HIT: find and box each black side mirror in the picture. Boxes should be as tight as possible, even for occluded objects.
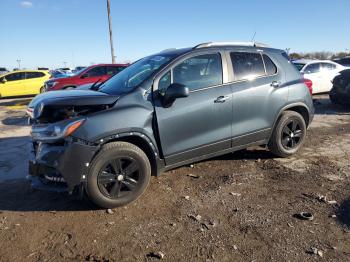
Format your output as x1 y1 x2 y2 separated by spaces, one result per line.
81 73 89 79
162 83 189 107
0 78 6 84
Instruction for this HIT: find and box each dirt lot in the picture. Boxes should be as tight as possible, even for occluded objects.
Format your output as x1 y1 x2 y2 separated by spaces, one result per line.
0 95 349 261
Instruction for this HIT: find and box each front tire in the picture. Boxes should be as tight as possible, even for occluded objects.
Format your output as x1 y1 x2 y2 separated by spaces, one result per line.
85 142 151 209
268 111 306 157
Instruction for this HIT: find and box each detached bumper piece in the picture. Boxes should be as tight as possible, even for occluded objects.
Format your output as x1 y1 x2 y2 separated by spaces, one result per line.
28 140 98 193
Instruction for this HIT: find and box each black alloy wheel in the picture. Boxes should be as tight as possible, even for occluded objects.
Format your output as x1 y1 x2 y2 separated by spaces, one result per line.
281 119 303 150
97 157 140 199
268 110 306 158
85 141 151 208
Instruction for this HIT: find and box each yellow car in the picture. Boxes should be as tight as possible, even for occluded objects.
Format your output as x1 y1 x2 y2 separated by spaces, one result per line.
0 70 50 98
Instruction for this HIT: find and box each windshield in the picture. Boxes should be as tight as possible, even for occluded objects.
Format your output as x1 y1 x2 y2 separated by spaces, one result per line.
292 63 306 71
99 54 175 95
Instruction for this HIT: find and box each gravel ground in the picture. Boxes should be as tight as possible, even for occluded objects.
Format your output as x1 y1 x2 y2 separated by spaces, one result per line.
0 95 349 261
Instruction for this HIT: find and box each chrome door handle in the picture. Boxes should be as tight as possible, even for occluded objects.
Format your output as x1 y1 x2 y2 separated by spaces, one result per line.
271 81 281 88
214 95 230 103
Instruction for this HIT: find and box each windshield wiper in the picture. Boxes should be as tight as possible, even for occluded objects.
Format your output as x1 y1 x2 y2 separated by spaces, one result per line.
90 78 104 91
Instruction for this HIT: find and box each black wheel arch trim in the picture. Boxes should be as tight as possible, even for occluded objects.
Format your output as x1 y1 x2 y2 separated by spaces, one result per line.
270 102 312 142
90 130 164 177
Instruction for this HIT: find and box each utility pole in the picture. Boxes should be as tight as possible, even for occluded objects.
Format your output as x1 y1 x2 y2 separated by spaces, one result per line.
107 0 116 63
63 61 67 68
16 59 21 69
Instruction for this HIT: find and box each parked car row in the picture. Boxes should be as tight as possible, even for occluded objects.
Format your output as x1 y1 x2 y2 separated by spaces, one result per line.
0 64 128 98
292 59 346 94
27 41 315 208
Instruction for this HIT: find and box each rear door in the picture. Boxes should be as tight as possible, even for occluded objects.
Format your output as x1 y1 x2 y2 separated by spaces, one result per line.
303 63 322 93
0 72 26 97
227 50 287 146
320 63 337 92
24 71 46 94
154 51 233 165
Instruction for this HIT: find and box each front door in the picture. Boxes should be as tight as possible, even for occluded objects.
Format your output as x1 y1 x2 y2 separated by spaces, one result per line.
320 63 338 93
154 52 233 165
0 72 26 97
80 66 107 85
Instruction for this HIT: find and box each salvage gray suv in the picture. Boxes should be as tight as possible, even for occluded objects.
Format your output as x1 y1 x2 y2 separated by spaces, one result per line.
28 42 314 208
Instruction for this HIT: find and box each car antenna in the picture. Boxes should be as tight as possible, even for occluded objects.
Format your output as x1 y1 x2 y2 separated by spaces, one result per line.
251 31 256 42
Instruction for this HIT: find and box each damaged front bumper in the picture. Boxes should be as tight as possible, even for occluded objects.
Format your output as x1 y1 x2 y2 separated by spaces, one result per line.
28 139 98 193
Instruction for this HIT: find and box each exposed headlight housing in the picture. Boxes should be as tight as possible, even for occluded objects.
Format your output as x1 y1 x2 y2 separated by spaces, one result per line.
33 102 45 119
31 119 85 142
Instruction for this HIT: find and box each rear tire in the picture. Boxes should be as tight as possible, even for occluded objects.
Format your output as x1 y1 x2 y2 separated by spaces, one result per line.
85 142 151 209
268 111 306 158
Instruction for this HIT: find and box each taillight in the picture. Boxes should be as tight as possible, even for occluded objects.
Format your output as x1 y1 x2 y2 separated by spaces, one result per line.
304 78 313 95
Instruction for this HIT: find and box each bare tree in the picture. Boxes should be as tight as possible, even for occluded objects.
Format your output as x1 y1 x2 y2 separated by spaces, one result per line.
288 51 350 60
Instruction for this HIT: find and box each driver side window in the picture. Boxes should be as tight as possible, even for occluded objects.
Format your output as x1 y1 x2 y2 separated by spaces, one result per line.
173 53 223 91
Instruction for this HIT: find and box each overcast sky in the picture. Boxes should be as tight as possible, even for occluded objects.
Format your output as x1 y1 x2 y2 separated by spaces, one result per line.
1 0 349 69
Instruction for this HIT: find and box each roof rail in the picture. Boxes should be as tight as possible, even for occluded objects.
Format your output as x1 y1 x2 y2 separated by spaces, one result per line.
194 41 269 49
159 48 178 52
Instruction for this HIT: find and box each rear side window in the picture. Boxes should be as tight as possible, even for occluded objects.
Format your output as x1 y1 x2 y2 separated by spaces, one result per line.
25 72 45 79
321 63 336 71
173 53 222 91
5 72 25 81
304 63 320 74
293 63 306 71
263 55 277 75
230 52 265 81
106 66 125 76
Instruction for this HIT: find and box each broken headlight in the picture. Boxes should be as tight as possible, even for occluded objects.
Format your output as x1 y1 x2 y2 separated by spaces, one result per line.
31 119 85 142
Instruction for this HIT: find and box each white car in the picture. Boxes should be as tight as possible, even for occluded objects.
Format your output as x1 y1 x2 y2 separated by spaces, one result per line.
293 59 346 94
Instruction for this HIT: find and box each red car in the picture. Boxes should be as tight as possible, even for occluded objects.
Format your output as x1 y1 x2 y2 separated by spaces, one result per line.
44 64 129 91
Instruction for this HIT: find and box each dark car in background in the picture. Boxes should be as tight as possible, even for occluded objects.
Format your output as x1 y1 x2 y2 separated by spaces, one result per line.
28 42 314 208
44 63 129 91
330 69 350 105
333 57 350 67
0 67 9 76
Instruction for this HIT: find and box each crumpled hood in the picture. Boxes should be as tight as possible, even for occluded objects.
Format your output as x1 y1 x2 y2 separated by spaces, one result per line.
28 90 120 121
